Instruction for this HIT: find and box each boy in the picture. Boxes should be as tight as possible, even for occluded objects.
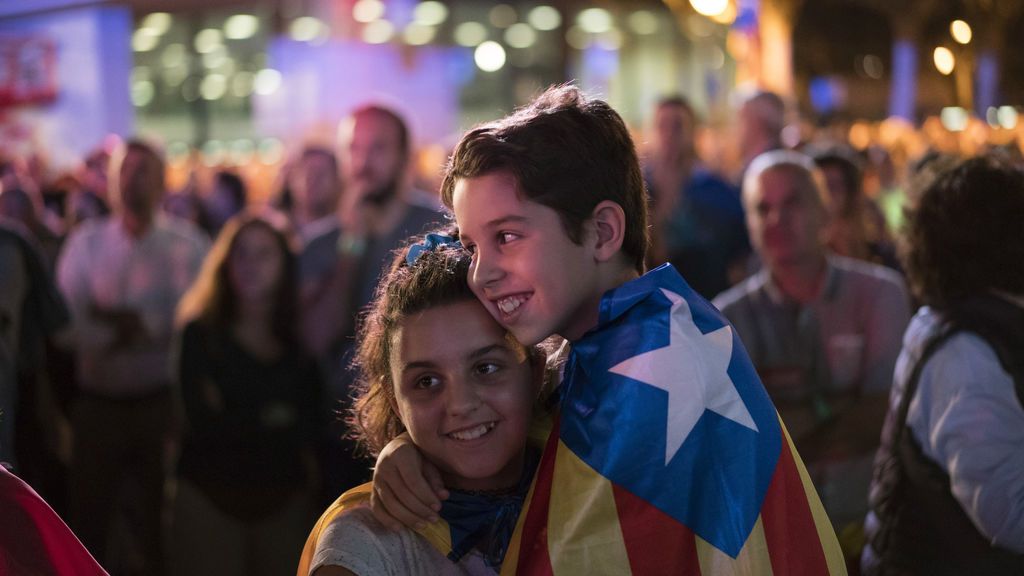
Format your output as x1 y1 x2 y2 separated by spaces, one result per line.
372 85 844 574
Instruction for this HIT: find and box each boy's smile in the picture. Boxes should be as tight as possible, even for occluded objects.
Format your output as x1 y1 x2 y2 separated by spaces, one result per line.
453 170 605 346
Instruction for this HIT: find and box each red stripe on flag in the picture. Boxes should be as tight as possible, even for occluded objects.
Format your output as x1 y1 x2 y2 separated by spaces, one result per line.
513 415 561 576
611 482 702 575
760 434 830 574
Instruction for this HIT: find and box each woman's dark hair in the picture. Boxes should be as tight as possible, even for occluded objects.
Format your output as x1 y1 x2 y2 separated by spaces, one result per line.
176 211 300 348
902 155 1024 310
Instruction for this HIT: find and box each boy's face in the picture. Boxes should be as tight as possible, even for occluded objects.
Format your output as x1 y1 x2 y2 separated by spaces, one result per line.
390 299 535 492
453 171 603 346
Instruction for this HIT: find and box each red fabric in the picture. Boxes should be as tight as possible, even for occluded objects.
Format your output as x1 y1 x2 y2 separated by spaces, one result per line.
511 417 559 576
611 482 702 575
759 437 831 575
0 466 108 575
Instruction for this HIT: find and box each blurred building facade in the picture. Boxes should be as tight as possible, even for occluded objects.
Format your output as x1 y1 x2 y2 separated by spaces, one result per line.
1 0 1021 193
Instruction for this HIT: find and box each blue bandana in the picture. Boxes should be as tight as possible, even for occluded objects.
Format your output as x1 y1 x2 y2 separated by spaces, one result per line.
440 448 539 568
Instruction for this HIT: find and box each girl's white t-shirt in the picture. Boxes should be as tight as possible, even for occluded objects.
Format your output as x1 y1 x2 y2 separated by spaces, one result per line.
310 505 496 576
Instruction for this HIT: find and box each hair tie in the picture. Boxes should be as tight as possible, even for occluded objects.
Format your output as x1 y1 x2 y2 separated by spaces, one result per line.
406 233 462 266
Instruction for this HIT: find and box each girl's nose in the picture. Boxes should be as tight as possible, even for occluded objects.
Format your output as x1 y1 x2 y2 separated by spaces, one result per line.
445 380 481 417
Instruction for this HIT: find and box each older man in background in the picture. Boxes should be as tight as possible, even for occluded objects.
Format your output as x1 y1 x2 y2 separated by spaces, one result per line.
714 150 910 568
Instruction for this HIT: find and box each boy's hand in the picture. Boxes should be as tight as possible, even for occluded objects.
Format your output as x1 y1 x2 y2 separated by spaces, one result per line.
371 433 449 531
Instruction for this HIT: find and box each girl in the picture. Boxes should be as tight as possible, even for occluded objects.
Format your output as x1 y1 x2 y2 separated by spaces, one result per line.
173 212 322 576
298 233 548 576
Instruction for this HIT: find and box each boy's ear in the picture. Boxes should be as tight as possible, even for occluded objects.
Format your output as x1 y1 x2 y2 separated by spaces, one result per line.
590 200 627 263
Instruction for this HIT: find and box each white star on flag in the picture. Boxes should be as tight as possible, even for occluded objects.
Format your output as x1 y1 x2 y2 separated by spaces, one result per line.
608 288 758 465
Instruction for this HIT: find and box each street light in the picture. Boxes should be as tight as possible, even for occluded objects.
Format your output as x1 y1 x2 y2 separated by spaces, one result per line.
950 20 972 45
933 46 955 75
690 0 729 18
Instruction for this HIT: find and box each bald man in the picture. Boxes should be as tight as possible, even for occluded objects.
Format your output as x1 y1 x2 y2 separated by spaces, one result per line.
714 151 910 562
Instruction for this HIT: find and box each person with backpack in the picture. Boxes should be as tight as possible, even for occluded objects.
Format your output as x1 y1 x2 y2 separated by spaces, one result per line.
862 155 1024 575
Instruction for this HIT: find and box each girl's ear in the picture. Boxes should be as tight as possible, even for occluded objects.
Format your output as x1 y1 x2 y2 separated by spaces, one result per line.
590 200 626 263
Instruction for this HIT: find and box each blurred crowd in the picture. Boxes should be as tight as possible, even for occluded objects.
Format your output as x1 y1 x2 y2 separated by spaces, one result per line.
1 89 1022 575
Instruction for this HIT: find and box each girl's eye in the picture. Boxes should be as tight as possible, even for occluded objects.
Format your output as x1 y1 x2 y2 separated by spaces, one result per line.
475 362 501 376
414 375 441 389
498 232 519 245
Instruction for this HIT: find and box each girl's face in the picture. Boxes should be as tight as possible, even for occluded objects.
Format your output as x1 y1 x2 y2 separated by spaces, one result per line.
390 299 538 492
453 171 604 346
228 224 285 304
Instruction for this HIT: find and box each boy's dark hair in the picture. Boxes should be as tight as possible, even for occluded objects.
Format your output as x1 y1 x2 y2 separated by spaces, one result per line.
440 84 649 273
903 155 1024 310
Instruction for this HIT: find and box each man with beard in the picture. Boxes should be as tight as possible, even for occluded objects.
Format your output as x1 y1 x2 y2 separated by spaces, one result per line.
299 104 442 503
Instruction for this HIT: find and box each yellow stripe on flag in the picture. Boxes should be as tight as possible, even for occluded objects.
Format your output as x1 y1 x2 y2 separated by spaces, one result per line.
296 484 374 576
779 416 847 575
548 440 632 575
296 482 454 576
696 516 774 576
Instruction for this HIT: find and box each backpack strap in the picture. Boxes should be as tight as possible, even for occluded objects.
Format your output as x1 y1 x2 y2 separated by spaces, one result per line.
893 327 957 445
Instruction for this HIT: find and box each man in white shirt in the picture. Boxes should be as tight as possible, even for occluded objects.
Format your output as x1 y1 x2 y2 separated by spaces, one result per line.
57 139 208 572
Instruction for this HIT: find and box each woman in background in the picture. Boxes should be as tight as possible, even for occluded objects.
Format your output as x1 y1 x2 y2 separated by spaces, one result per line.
172 212 322 576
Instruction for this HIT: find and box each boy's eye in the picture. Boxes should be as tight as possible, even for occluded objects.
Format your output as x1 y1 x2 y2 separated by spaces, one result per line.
498 232 519 245
463 243 477 254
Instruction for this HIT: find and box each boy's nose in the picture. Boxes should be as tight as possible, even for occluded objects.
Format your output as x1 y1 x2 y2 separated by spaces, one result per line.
470 252 505 291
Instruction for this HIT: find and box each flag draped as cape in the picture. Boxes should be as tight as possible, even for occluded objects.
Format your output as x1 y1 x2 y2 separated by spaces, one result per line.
500 264 844 575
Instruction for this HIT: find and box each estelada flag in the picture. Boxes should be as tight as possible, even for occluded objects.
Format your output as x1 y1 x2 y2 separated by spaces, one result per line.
500 264 846 575
297 484 459 575
1 465 109 575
